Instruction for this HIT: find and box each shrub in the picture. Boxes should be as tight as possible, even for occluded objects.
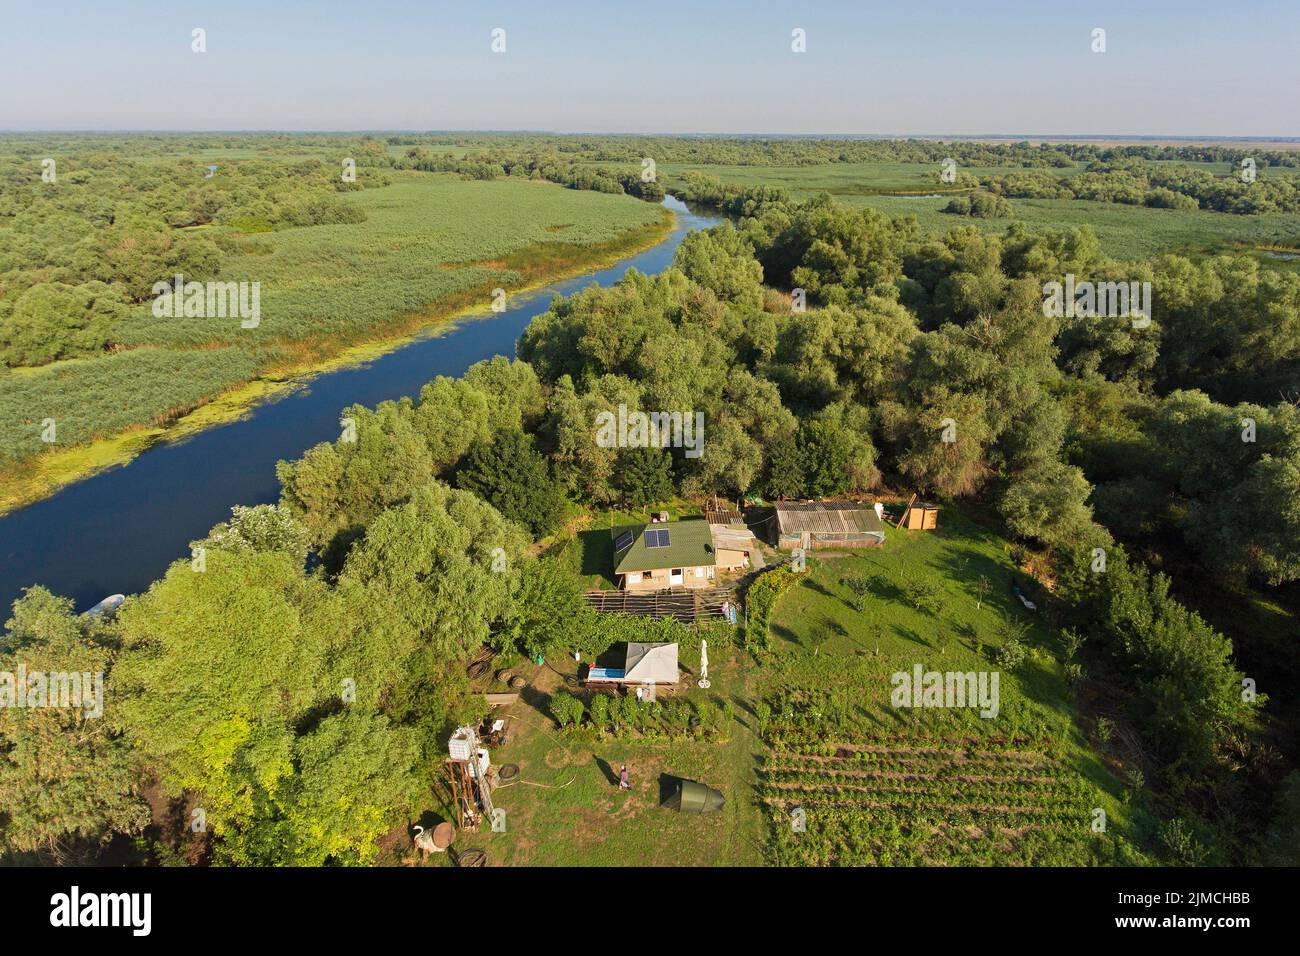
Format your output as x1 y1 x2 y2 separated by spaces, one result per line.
588 693 610 733
901 575 942 614
746 565 802 649
843 574 872 612
550 690 585 728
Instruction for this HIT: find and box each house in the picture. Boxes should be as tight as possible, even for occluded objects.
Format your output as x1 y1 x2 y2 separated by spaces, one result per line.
586 642 680 689
773 501 886 550
612 520 716 591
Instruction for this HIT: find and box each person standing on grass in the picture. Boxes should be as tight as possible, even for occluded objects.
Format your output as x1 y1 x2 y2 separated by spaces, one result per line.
619 765 630 790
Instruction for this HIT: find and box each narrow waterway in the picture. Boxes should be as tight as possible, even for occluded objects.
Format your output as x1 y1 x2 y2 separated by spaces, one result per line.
0 196 724 611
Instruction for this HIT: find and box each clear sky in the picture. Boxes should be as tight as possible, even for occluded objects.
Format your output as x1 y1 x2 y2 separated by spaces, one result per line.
2 0 1297 135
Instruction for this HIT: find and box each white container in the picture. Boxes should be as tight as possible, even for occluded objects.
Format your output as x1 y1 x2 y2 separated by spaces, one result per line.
449 726 477 761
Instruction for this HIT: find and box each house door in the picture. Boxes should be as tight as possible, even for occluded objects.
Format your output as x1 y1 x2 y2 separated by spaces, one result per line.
670 568 684 586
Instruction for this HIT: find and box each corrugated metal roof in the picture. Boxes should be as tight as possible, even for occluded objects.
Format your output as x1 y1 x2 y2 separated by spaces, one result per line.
711 527 758 551
774 502 885 536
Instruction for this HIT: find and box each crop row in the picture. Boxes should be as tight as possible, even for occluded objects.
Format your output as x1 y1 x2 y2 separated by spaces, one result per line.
759 754 1055 780
762 765 1062 788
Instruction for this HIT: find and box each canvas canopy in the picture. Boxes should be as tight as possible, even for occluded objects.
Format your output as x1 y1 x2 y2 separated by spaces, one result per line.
624 642 679 685
662 779 725 812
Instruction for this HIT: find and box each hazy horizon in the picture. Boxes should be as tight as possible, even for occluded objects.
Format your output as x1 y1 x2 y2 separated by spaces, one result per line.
3 0 1297 136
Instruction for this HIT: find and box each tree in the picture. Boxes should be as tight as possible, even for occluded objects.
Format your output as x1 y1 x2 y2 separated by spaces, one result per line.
1059 546 1256 775
337 482 528 669
0 281 124 367
797 418 851 498
498 557 588 660
456 427 566 537
276 399 435 559
615 447 674 507
674 224 764 309
193 504 311 561
0 589 149 862
999 459 1110 554
764 432 806 499
113 548 339 857
276 710 422 866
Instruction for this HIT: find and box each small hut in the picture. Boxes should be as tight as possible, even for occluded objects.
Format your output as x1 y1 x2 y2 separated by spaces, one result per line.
900 500 940 530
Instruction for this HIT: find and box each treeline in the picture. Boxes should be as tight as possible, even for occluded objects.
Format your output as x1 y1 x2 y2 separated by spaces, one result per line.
390 146 666 202
984 161 1300 214
381 132 1300 171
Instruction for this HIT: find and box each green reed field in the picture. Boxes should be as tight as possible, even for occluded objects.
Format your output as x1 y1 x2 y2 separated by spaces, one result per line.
118 173 668 350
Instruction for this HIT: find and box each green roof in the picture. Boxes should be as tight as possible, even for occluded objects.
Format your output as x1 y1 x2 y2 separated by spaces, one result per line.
612 520 716 574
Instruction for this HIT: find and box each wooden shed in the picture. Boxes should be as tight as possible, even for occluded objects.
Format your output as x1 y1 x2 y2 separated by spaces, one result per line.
900 501 940 530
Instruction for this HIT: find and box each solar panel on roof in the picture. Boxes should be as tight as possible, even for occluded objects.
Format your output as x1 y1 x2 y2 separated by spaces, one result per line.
615 531 634 551
645 528 670 548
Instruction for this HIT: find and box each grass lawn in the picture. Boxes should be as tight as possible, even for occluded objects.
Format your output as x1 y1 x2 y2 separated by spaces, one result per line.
436 651 767 867
753 509 1144 865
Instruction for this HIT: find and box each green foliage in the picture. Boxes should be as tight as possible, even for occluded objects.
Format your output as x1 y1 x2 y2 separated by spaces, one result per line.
498 557 587 661
0 588 150 862
193 504 311 561
550 690 586 728
999 459 1111 553
674 224 764 308
0 348 258 463
0 281 125 367
456 427 566 537
942 193 1012 219
900 574 942 614
1059 545 1257 777
588 693 610 733
615 447 674 507
746 565 802 650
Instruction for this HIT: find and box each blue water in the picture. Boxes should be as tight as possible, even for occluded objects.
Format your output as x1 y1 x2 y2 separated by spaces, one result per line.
0 196 723 611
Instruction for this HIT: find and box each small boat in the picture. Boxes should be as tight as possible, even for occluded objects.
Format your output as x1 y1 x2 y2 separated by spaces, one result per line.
83 594 125 618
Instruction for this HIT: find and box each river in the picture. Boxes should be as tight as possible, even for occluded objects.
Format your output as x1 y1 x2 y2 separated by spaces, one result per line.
0 195 724 611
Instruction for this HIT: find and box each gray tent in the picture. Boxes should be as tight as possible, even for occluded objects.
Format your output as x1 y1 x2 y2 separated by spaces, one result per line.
623 642 679 685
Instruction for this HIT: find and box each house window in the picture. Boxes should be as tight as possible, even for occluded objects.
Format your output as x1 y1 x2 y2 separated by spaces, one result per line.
627 572 642 584
694 567 705 577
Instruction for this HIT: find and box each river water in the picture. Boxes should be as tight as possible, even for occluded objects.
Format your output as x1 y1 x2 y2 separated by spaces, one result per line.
0 196 723 611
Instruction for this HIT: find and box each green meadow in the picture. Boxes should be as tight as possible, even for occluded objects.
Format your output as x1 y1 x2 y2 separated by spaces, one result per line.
662 160 1300 260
